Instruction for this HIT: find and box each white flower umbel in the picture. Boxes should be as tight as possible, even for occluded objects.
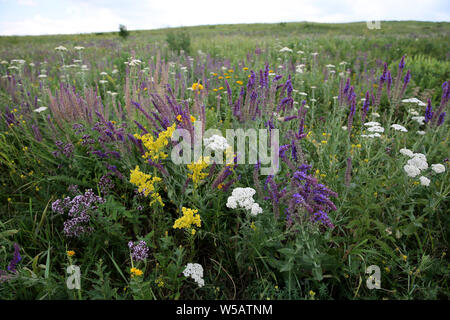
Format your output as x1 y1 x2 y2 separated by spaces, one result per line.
400 148 414 158
407 156 428 170
361 133 381 138
279 47 293 53
431 164 446 174
404 165 421 177
364 121 381 127
391 124 408 132
402 97 427 107
226 187 262 216
55 46 67 51
411 116 425 125
183 263 205 287
367 126 385 133
33 107 48 113
419 176 430 186
204 135 230 153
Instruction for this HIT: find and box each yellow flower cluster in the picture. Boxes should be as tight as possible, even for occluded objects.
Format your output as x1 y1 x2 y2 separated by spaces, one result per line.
187 156 210 188
67 250 75 257
129 166 164 206
173 207 201 231
135 123 176 161
130 267 143 277
192 82 204 91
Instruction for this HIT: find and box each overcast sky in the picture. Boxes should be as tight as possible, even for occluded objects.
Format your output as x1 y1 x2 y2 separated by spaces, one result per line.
0 0 449 36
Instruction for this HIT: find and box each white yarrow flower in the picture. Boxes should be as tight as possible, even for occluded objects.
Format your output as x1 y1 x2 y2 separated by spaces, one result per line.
404 165 421 177
226 187 262 216
367 126 385 133
183 263 205 287
204 135 230 152
33 107 48 113
279 47 293 53
419 176 430 186
407 157 428 170
399 148 414 158
431 164 445 174
364 121 381 127
391 124 408 132
411 116 425 125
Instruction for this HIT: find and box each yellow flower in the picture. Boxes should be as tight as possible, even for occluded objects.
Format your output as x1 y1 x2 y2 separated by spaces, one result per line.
243 67 248 71
309 290 316 298
228 69 234 73
218 86 224 90
129 166 163 207
402 255 407 261
67 250 75 257
225 76 231 79
7 198 12 202
173 207 201 230
190 116 196 122
236 80 243 85
187 156 209 187
22 146 28 152
176 115 183 122
135 123 176 161
218 76 223 80
130 267 143 277
250 222 256 231
192 83 204 91
156 277 165 287
385 267 390 273
212 73 218 76
217 183 224 190
321 140 327 144
191 229 196 235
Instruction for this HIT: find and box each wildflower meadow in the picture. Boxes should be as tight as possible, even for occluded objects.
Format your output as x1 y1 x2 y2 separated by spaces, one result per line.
0 21 448 300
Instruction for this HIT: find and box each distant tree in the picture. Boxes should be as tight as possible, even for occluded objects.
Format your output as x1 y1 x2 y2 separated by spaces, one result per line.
166 29 191 54
118 24 130 39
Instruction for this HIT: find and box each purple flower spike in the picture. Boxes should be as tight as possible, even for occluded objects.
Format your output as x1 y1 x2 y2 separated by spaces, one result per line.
7 243 21 272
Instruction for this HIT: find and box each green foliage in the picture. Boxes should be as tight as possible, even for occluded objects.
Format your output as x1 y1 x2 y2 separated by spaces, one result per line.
118 24 130 39
166 29 191 54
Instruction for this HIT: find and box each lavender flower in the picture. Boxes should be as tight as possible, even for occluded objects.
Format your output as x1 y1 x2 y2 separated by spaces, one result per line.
361 91 370 123
51 189 105 237
437 112 446 126
347 97 356 136
7 243 21 272
424 99 433 123
99 175 114 195
128 240 149 261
